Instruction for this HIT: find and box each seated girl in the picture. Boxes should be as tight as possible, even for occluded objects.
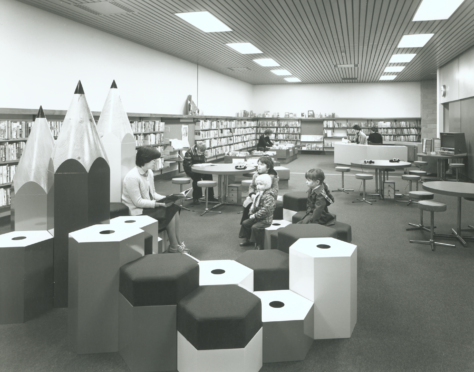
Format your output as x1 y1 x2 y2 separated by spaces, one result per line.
122 146 188 254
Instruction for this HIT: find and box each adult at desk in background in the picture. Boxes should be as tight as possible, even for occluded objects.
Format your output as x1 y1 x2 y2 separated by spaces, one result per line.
257 129 274 151
183 142 217 205
368 126 383 144
352 125 367 145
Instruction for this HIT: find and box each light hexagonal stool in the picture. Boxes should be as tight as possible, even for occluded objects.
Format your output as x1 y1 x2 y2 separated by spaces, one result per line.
68 223 146 354
0 231 53 324
254 290 314 363
199 260 254 292
110 215 159 254
264 219 291 250
290 237 357 339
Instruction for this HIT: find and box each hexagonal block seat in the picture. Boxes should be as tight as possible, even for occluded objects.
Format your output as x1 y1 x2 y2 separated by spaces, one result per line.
178 285 263 372
110 215 159 254
277 224 338 254
290 238 357 340
282 192 307 221
199 260 253 292
236 250 289 291
264 219 291 250
119 254 199 372
253 290 314 363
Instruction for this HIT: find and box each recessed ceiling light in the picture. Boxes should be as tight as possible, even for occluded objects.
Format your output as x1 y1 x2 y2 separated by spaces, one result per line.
389 54 416 63
176 11 231 32
228 67 251 72
385 66 405 72
227 43 262 54
253 58 280 67
380 76 397 80
342 77 358 81
335 64 358 68
271 69 291 76
398 34 434 48
413 0 465 21
285 77 301 82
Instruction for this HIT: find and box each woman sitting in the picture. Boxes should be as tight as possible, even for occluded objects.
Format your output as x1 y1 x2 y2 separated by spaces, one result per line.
239 156 279 246
122 147 188 254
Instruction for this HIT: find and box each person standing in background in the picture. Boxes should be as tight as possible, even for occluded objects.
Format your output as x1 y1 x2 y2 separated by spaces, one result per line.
352 125 367 145
257 129 274 151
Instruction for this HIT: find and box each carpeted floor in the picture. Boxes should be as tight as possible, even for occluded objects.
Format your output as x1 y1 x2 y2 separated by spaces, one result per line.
1 154 474 372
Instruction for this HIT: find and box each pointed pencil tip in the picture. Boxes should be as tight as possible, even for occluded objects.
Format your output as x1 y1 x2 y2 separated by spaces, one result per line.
37 106 45 118
74 80 85 94
111 80 118 88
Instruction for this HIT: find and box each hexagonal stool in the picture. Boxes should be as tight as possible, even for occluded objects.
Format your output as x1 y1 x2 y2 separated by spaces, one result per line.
110 215 159 254
254 290 313 363
289 214 352 243
273 199 284 220
235 250 289 291
119 254 199 372
264 219 291 250
270 230 279 250
199 260 254 292
282 192 307 222
0 231 53 324
274 166 290 180
290 237 357 339
110 202 130 220
277 224 338 254
178 285 262 372
68 224 146 354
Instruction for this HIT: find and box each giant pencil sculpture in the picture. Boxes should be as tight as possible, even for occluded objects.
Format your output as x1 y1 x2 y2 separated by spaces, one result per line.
52 81 110 307
97 80 135 203
11 106 55 231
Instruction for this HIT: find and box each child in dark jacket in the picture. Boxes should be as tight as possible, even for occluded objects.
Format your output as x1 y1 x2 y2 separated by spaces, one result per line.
297 168 336 225
239 174 276 250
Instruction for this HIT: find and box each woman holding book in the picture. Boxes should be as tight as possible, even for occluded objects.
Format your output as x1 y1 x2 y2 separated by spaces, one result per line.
122 146 188 253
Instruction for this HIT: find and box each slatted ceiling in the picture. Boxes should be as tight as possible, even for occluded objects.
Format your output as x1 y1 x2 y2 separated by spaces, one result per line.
17 0 474 84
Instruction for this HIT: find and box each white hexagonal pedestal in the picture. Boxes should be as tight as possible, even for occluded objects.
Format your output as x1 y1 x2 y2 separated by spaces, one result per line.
264 220 292 250
290 237 357 339
254 290 314 363
199 260 253 292
110 215 159 254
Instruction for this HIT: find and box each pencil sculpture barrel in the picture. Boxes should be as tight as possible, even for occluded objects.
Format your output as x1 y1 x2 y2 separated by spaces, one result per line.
97 80 135 203
11 106 55 232
52 81 110 308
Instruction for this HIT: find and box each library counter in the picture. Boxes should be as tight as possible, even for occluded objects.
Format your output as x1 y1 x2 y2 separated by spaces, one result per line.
334 143 407 165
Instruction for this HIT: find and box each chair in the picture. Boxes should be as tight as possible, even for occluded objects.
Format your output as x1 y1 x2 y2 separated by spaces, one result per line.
197 180 220 216
406 191 434 231
414 160 428 169
396 174 421 204
409 169 427 183
406 190 434 206
171 177 192 212
409 200 455 251
332 166 354 193
353 174 376 205
448 163 464 182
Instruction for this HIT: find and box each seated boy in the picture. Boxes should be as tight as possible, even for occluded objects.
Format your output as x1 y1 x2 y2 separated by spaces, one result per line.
297 168 336 225
239 174 276 250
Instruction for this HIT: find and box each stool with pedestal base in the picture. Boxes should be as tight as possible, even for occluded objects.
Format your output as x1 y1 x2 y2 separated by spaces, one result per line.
410 201 455 251
448 163 464 182
406 192 434 231
406 190 434 207
171 177 192 211
353 174 376 205
396 174 421 204
332 166 354 194
409 169 427 182
197 180 220 216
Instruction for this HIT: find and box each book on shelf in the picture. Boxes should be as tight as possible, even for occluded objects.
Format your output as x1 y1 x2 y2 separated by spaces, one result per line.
131 120 164 133
0 188 11 207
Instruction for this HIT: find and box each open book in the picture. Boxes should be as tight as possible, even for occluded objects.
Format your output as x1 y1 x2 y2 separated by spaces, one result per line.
159 187 192 204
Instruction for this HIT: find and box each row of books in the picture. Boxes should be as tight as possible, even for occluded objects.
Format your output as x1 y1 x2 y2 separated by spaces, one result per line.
324 140 340 148
0 121 31 139
301 135 324 142
196 120 257 130
258 120 301 128
202 135 256 149
206 141 257 157
0 188 11 207
135 133 164 146
323 120 421 128
324 129 347 137
377 128 421 135
1 142 25 161
257 127 300 134
130 121 165 133
270 134 300 141
302 143 324 150
0 165 16 185
49 121 63 137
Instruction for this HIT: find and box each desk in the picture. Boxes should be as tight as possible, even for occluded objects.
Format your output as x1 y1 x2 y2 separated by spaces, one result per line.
422 181 474 246
417 153 467 180
351 160 411 199
192 164 257 209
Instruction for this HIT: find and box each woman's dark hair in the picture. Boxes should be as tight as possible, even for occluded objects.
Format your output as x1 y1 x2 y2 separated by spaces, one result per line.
136 146 161 167
353 125 361 131
371 126 378 132
264 129 273 136
258 156 277 176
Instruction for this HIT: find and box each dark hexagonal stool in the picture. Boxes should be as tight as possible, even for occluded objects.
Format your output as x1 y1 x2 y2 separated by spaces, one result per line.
277 224 338 254
270 230 279 250
236 250 289 291
282 192 307 221
178 285 262 372
119 254 199 372
290 213 352 243
273 199 283 220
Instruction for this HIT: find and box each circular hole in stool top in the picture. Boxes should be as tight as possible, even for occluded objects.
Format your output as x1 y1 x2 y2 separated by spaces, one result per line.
12 236 26 240
124 220 136 223
269 301 285 308
317 244 331 249
211 269 225 275
272 223 281 226
100 230 115 235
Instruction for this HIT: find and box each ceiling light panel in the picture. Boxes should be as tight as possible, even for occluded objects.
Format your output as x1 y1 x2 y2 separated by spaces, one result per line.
380 76 397 80
413 0 465 21
389 54 416 63
285 77 301 82
253 58 280 67
384 66 405 72
398 34 434 48
271 69 291 76
227 43 262 54
176 11 231 32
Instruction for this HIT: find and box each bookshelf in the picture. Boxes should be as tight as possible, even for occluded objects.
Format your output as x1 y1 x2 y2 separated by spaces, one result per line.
257 119 301 145
300 118 324 153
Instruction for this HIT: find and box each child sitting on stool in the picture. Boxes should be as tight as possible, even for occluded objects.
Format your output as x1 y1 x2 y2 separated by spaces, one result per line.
239 174 276 250
297 168 336 225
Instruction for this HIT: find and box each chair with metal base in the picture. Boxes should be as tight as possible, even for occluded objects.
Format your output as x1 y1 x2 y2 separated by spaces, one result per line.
171 177 193 212
353 174 376 205
406 192 434 231
414 160 428 170
197 180 221 216
409 169 427 183
410 200 455 251
448 163 464 182
396 174 421 204
406 190 434 206
333 166 354 194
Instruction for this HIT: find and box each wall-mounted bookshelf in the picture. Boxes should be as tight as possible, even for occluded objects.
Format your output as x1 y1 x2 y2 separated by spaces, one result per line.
257 119 301 145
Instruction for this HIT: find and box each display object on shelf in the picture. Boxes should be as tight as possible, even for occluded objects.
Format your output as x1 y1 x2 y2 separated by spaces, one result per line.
11 106 55 231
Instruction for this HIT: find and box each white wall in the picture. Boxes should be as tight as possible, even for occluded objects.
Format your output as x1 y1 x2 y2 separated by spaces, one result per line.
0 0 252 116
253 83 421 117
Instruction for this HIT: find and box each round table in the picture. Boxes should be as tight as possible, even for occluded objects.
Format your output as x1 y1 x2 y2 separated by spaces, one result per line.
422 181 474 246
351 160 412 199
192 163 257 209
417 153 467 180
